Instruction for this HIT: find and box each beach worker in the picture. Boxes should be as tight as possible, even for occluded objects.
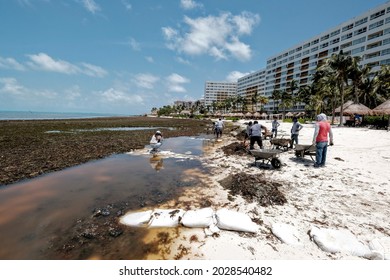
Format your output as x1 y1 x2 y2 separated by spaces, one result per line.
290 117 303 148
150 130 163 152
244 121 253 146
271 116 280 138
249 121 268 150
215 118 224 138
312 113 334 168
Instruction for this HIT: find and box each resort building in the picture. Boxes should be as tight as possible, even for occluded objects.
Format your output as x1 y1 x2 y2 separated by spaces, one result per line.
203 81 237 109
264 1 390 112
237 69 266 112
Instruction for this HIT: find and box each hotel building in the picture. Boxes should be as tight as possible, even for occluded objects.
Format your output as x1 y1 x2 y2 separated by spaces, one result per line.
263 1 390 112
236 69 266 112
203 81 237 109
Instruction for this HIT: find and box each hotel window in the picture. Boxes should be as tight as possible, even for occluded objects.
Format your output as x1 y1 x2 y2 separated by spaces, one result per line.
330 30 340 37
370 9 385 20
321 34 329 41
355 17 368 26
303 42 310 48
311 39 319 45
351 46 365 55
330 38 340 45
384 28 390 35
382 48 390 56
353 37 366 45
367 41 382 49
368 30 383 40
311 46 318 52
331 47 340 53
341 42 352 49
303 50 310 55
354 27 367 35
343 50 351 56
381 59 390 65
283 52 288 57
320 42 328 49
295 53 301 58
386 17 390 24
342 23 354 32
383 38 390 45
369 20 384 30
366 51 381 59
289 56 294 61
296 46 302 52
341 33 353 41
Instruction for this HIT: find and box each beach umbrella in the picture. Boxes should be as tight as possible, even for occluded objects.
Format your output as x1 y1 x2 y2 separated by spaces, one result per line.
372 99 390 131
245 112 253 118
285 112 294 117
261 112 268 119
341 103 372 115
334 100 354 113
253 112 261 118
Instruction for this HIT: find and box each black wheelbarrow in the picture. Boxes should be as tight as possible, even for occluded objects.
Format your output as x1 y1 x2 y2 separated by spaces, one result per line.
294 144 316 161
250 149 282 169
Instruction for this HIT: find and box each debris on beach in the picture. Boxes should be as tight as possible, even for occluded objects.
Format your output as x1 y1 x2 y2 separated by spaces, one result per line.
218 172 287 207
221 142 249 156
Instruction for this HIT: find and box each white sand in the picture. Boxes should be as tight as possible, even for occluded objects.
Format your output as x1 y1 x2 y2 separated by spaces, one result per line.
160 119 390 260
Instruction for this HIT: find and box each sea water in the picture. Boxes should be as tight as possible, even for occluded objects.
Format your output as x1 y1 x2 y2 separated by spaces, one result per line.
0 111 128 120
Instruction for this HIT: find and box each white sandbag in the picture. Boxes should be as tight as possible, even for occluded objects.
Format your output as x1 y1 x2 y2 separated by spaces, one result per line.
181 207 215 228
119 210 153 227
309 226 371 257
204 223 221 236
369 237 390 260
215 208 258 233
148 209 184 228
271 223 302 246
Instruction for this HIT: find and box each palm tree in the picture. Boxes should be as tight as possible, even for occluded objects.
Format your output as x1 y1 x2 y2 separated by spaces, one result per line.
287 80 299 111
271 89 281 113
257 95 269 112
279 89 293 120
324 51 354 126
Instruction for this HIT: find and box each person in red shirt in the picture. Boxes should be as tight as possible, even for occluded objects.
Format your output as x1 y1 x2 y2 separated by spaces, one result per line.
312 113 334 167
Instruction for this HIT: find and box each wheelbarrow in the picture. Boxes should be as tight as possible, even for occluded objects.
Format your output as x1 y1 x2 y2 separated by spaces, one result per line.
294 144 316 161
250 149 282 169
270 138 291 151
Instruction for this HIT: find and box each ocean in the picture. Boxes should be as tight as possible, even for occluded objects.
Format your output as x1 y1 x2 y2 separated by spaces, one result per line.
0 111 129 120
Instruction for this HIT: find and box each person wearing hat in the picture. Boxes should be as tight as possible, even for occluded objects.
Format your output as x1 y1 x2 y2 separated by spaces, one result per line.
312 113 334 167
290 117 303 148
150 130 163 152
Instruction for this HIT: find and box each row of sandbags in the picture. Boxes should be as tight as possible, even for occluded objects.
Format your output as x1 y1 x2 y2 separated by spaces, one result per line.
119 207 389 260
119 207 258 233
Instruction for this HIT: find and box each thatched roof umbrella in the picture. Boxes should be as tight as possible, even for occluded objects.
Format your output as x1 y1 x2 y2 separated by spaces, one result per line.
261 112 268 119
245 112 253 119
285 112 294 118
372 99 390 131
253 112 261 119
335 100 354 113
342 103 372 116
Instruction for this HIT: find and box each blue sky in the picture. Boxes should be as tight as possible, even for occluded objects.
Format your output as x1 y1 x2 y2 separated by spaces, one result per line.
0 0 387 115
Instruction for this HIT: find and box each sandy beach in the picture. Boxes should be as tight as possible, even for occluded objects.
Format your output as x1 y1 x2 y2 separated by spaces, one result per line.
141 119 390 260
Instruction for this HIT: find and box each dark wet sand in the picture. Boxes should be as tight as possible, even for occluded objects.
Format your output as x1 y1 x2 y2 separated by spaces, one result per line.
0 116 212 186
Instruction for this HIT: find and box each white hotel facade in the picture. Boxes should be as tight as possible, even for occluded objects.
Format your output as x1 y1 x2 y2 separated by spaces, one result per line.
203 1 390 113
203 81 237 108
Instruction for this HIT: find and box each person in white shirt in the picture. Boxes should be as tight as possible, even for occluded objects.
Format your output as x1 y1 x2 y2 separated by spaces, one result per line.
215 118 224 138
290 117 303 148
150 130 163 152
249 121 268 150
271 116 280 138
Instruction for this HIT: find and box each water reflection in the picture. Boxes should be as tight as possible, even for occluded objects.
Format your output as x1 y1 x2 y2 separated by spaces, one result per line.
149 155 164 172
0 135 213 260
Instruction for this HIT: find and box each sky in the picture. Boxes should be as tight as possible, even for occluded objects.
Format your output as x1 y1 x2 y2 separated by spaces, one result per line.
0 0 388 115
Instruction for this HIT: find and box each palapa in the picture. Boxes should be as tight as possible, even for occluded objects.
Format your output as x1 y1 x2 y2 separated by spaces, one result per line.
372 99 390 115
341 103 373 116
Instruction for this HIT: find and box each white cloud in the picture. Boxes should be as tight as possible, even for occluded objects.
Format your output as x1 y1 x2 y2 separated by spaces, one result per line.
80 63 108 77
134 73 160 89
180 0 203 10
175 57 191 65
27 53 79 74
226 71 251 82
166 73 190 93
0 77 26 95
0 56 26 71
121 0 132 10
81 0 100 14
100 88 143 104
145 56 154 63
128 38 141 51
26 53 107 77
162 12 260 61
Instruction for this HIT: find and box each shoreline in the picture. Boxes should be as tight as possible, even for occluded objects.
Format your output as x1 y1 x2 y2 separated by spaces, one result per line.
0 116 212 186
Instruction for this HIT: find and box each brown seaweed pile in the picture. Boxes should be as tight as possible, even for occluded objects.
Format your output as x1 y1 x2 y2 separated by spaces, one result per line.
219 172 287 207
221 142 249 156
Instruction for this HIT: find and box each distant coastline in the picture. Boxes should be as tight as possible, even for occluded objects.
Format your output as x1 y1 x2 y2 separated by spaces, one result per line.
0 110 131 120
